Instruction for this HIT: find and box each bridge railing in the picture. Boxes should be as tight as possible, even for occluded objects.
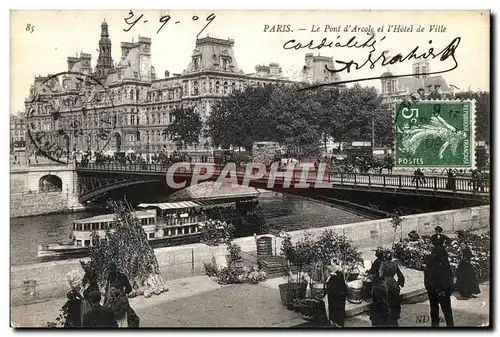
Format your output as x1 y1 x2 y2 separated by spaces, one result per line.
75 162 489 194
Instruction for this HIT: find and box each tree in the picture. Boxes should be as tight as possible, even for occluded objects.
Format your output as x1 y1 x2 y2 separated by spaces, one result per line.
373 103 394 147
332 84 382 145
315 88 342 153
453 91 490 144
163 106 202 149
84 199 167 298
265 84 323 158
206 84 278 150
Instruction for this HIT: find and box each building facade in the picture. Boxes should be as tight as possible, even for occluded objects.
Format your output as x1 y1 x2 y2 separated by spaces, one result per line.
23 22 342 156
380 59 455 105
10 113 26 152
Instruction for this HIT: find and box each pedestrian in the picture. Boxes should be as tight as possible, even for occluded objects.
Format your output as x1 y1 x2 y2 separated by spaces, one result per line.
80 265 100 325
370 274 390 327
412 169 420 187
62 289 83 327
424 245 455 327
104 283 130 327
104 262 139 327
367 247 386 279
82 291 118 328
430 226 452 247
324 258 348 327
446 169 456 190
455 242 480 300
379 251 405 326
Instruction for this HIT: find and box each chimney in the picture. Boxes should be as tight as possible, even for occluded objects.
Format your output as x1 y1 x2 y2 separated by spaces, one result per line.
165 70 170 78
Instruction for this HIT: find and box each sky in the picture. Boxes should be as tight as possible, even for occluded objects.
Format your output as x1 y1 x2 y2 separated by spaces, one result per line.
10 10 489 115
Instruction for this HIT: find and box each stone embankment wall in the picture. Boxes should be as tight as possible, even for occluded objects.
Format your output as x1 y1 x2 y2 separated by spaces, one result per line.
10 192 70 218
10 205 489 306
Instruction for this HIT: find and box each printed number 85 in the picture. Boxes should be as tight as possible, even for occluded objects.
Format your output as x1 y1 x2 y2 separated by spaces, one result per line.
401 108 419 124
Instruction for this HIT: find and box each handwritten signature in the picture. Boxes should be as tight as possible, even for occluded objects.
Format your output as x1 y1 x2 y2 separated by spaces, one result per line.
286 35 461 91
123 10 216 37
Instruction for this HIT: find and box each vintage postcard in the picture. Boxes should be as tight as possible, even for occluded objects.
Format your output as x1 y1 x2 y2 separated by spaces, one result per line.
9 10 490 328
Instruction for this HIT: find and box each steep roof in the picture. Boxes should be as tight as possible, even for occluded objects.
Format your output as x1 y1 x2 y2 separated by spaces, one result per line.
397 75 449 92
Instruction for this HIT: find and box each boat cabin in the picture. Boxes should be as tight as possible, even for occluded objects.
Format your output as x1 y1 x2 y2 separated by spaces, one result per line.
71 210 157 247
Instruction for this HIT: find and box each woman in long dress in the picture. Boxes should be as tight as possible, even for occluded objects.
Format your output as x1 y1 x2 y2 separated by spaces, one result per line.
455 243 481 299
80 270 100 326
324 259 348 327
378 251 405 326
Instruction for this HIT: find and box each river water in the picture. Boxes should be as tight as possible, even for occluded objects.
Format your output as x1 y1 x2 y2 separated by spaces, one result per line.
10 193 368 266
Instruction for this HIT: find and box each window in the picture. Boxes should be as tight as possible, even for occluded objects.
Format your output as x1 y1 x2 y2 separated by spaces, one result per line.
193 81 199 96
231 82 236 93
223 82 228 95
215 81 220 94
148 233 155 239
421 65 427 78
222 59 229 70
193 57 200 70
84 223 90 231
84 240 91 247
414 65 420 78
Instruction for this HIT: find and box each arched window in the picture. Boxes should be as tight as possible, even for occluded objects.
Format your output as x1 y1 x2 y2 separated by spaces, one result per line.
385 81 391 93
231 82 236 93
223 82 228 95
193 81 199 96
215 81 220 94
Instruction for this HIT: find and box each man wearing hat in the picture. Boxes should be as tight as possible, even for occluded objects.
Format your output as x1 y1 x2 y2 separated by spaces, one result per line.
430 226 452 247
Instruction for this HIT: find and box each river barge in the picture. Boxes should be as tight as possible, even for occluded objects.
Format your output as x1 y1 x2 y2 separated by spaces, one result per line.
37 197 259 260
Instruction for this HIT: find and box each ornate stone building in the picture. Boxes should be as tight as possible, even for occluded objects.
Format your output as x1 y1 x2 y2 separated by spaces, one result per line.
10 112 26 152
24 21 339 156
380 59 455 105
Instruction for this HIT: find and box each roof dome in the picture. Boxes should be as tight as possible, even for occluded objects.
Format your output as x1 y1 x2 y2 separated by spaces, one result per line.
381 71 394 78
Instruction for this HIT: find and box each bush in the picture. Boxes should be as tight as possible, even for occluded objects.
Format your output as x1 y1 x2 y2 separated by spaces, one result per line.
203 244 267 285
203 262 219 278
200 220 235 246
393 231 490 282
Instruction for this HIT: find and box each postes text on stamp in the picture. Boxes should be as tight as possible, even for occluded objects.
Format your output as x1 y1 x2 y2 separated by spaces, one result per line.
394 100 476 169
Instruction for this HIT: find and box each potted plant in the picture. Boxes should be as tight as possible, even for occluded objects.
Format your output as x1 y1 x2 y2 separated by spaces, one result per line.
278 235 310 309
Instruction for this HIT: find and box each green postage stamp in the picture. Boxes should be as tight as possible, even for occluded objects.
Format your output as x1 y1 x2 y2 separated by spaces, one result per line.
394 100 476 169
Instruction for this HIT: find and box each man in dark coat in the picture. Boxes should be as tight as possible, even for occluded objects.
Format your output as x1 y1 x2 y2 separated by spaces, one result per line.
105 262 139 328
424 245 454 327
105 262 132 295
82 291 118 328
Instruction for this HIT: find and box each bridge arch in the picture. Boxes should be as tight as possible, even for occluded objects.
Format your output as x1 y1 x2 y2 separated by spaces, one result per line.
39 174 63 192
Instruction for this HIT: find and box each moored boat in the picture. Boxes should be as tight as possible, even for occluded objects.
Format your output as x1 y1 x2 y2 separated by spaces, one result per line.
37 197 260 260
